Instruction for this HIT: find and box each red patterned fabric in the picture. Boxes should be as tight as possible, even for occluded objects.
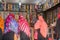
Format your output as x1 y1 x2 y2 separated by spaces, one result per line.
4 13 15 33
18 15 30 37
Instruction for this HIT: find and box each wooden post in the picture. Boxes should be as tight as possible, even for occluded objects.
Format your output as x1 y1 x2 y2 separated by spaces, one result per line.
30 27 34 40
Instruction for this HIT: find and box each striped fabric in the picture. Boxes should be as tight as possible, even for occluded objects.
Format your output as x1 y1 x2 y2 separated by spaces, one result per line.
18 15 30 37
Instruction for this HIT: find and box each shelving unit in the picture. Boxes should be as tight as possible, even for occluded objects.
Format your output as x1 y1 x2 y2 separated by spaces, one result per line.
42 0 60 39
0 0 60 40
0 2 37 40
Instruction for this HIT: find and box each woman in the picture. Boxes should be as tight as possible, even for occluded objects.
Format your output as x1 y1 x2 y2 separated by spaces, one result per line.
18 13 30 40
3 13 18 40
34 13 48 40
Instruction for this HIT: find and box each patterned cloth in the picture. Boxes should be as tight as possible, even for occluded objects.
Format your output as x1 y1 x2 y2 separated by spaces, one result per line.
4 14 18 34
9 19 18 34
18 15 30 37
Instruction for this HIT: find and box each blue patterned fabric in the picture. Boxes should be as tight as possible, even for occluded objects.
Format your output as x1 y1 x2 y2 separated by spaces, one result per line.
9 19 18 34
4 14 19 34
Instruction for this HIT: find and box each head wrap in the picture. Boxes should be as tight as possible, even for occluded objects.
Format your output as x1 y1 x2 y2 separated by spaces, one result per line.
5 13 18 34
18 14 30 37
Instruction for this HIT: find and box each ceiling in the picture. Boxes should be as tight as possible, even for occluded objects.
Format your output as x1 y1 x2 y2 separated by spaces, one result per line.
3 0 46 4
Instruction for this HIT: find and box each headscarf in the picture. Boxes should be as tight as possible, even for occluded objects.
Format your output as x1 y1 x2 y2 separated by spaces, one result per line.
0 16 4 32
18 14 30 37
34 16 48 39
4 13 18 34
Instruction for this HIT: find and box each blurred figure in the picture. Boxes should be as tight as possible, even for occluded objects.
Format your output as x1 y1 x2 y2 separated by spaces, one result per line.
3 31 14 40
34 13 48 40
55 7 60 40
18 13 30 40
3 13 18 40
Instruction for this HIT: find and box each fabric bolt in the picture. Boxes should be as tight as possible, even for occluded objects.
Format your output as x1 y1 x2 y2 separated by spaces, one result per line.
0 16 4 32
34 16 48 39
18 15 30 37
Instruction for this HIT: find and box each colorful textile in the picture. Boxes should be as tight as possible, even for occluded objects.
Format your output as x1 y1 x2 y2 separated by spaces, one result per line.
0 16 4 32
18 15 30 37
34 16 48 39
4 14 18 34
9 18 18 34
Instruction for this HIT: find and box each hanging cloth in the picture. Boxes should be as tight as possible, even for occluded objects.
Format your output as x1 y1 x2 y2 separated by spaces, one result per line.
18 14 30 37
34 16 48 39
0 16 4 33
4 13 18 34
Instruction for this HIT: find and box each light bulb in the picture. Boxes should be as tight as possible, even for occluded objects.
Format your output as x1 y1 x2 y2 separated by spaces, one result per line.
19 2 21 5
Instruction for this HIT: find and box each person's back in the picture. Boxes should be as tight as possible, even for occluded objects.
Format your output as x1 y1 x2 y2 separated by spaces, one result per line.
20 31 30 40
3 31 14 40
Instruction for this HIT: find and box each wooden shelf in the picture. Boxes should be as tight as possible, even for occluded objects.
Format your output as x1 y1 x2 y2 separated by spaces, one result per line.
43 3 60 12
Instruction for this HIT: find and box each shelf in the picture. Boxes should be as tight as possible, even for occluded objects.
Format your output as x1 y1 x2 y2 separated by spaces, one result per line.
43 3 60 12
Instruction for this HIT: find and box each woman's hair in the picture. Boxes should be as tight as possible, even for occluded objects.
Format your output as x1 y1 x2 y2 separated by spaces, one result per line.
3 31 14 40
36 12 42 19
